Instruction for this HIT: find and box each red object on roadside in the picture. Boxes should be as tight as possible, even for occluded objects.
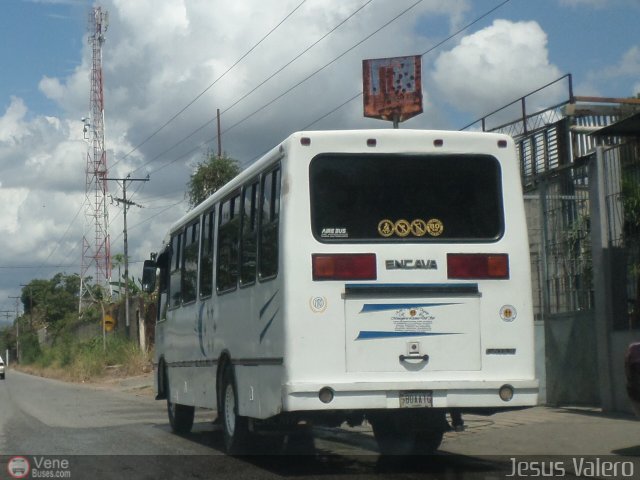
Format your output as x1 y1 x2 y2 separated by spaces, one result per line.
625 342 640 415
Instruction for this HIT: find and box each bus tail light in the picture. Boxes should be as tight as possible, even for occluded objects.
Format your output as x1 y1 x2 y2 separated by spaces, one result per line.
312 253 377 281
447 253 509 279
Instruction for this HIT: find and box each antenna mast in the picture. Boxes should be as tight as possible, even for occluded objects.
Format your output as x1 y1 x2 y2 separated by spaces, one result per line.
80 5 111 308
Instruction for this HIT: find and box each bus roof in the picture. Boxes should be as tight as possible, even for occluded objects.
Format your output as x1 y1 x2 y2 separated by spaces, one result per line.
165 128 513 237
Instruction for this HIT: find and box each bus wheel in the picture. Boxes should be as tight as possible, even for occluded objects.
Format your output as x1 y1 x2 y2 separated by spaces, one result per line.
166 371 194 434
221 366 251 454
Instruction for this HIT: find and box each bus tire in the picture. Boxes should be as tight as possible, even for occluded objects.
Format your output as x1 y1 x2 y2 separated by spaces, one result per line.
166 370 195 434
221 365 251 455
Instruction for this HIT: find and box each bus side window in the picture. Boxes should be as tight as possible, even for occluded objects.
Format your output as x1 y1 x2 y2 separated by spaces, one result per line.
240 181 258 286
217 193 240 293
259 167 280 280
169 232 182 308
156 249 170 322
157 250 169 294
199 210 215 298
182 221 199 304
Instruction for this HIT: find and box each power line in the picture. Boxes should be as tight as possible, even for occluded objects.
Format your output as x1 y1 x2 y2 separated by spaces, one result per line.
115 0 514 238
241 90 365 167
28 201 84 280
110 200 185 246
246 0 513 162
218 0 425 136
129 0 375 176
132 0 424 178
111 0 309 170
0 265 77 270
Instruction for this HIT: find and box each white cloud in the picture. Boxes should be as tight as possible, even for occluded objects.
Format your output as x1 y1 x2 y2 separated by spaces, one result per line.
601 45 640 80
4 0 468 291
430 19 563 118
8 1 582 296
0 188 29 235
581 44 640 98
41 1 476 167
0 98 29 145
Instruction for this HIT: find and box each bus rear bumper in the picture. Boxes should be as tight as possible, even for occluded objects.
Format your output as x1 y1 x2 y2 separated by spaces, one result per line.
282 379 539 412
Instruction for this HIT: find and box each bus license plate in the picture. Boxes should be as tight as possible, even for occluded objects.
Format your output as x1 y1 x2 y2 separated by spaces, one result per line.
399 391 433 408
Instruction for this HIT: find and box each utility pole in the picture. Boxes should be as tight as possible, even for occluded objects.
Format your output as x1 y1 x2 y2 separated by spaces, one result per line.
107 174 149 337
217 108 222 157
0 311 13 365
8 296 20 363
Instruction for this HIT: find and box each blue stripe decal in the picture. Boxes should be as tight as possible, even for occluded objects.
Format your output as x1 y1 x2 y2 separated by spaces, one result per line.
356 331 460 340
260 308 279 343
197 302 206 357
260 290 279 319
359 303 457 313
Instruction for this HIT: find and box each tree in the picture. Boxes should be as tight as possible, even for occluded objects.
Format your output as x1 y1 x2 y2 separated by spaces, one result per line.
21 273 81 327
187 152 241 208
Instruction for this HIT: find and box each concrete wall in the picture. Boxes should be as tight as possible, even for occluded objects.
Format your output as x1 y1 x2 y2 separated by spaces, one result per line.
544 311 600 407
534 321 547 404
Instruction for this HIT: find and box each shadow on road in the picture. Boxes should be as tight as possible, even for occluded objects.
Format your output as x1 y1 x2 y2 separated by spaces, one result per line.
553 406 640 422
158 420 516 478
612 445 640 456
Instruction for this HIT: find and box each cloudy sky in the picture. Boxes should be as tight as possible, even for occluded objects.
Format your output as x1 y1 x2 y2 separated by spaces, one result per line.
0 0 638 321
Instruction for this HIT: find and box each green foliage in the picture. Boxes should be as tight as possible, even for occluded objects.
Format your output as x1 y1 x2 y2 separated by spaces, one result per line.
11 270 154 378
0 326 15 354
19 330 42 364
109 253 141 295
187 152 241 208
29 334 150 380
623 176 640 237
21 273 81 327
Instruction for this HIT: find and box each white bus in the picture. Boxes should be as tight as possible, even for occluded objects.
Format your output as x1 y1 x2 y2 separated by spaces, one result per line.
142 129 538 455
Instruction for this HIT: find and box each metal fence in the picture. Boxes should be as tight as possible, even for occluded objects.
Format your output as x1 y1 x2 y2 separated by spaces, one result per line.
600 142 640 329
525 165 593 319
462 75 640 407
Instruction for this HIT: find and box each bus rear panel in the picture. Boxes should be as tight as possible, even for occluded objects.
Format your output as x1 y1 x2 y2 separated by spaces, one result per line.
279 130 537 414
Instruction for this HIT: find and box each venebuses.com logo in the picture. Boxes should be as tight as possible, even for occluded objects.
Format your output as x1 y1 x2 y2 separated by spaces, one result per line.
7 456 72 478
7 456 30 479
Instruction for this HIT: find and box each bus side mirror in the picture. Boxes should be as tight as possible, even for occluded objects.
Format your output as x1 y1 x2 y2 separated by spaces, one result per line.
142 259 157 293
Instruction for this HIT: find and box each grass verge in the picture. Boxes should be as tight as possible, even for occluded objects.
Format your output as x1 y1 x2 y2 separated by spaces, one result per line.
16 334 152 383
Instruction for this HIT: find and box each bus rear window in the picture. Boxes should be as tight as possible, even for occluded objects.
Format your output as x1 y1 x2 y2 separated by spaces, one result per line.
310 154 504 242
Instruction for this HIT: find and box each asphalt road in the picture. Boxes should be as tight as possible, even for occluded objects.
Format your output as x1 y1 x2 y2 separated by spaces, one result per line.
0 370 636 479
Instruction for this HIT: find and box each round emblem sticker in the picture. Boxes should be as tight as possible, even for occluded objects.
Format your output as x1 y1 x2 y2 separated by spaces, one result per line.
377 219 394 237
410 219 428 237
310 296 328 313
500 305 517 322
394 219 411 237
426 218 444 237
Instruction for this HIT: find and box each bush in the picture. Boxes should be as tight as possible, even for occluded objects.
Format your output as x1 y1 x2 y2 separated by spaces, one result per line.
20 333 151 382
19 331 42 364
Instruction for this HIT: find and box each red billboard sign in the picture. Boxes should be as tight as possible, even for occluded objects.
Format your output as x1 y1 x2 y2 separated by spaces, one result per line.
363 55 423 124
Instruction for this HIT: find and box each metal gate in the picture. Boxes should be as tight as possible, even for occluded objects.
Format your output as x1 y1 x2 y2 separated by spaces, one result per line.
462 75 640 407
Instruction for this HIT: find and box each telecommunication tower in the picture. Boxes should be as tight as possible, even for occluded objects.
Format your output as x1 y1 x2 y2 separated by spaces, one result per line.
80 5 111 306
